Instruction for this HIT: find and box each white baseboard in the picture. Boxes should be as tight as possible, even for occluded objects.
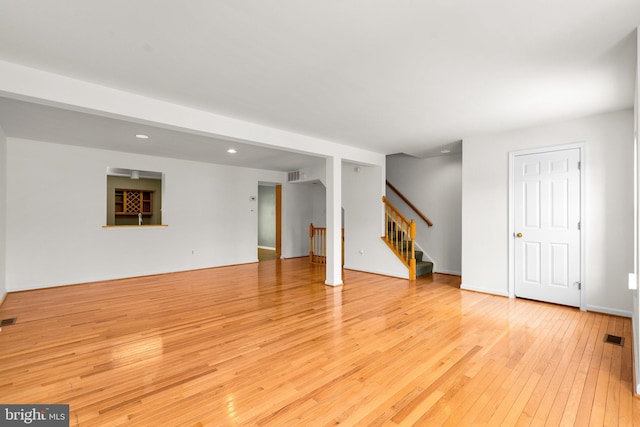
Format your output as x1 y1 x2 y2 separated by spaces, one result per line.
586 304 632 318
460 283 509 297
434 269 461 276
343 266 409 280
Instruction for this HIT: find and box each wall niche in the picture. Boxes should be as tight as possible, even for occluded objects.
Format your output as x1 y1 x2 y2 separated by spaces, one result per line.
106 167 163 226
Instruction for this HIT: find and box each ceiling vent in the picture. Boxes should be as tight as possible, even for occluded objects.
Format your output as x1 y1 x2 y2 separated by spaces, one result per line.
287 170 301 182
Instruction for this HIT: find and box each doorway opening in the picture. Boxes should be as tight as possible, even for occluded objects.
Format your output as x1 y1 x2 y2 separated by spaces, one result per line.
258 183 281 261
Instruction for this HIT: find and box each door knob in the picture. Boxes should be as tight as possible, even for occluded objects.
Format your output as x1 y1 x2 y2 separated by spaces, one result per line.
516 233 523 238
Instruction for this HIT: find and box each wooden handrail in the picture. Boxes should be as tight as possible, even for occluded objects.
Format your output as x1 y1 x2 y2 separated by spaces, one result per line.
381 196 411 225
386 180 433 227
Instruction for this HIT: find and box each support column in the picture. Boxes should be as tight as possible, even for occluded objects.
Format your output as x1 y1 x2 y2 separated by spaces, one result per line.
325 155 343 286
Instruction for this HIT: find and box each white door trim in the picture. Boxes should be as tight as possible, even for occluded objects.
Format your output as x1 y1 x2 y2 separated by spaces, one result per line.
508 142 586 311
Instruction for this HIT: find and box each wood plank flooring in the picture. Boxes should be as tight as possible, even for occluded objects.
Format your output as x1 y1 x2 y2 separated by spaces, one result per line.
0 257 638 426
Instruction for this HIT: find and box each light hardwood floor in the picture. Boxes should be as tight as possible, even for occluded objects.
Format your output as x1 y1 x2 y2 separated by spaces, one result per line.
0 257 638 426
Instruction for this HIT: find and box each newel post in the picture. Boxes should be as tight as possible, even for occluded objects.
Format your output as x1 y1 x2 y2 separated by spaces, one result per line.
409 220 417 280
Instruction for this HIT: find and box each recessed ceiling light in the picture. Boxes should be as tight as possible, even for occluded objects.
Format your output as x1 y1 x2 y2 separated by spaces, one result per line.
135 134 149 139
440 149 451 154
227 148 237 154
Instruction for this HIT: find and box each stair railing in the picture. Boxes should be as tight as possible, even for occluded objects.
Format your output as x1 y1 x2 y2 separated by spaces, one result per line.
386 180 433 227
382 196 417 280
309 224 344 265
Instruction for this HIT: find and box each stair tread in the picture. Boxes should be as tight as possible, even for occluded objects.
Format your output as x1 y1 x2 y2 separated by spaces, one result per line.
416 260 433 277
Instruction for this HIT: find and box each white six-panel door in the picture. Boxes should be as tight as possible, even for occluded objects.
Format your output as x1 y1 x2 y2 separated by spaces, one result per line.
514 148 581 307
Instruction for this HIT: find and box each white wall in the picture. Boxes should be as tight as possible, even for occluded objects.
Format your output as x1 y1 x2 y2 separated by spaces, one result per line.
462 109 635 316
5 138 285 291
386 153 462 274
342 162 408 278
0 126 6 302
4 138 399 290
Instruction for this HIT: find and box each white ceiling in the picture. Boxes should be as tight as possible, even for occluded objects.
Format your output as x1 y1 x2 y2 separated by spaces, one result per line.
0 1 637 165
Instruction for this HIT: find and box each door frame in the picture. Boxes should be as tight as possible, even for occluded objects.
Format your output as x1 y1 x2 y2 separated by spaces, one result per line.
508 142 586 311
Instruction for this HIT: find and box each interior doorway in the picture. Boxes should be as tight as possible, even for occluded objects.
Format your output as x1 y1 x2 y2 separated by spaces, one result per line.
258 183 281 261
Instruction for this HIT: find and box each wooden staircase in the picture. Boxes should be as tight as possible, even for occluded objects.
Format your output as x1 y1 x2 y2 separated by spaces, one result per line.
382 195 433 280
307 183 432 280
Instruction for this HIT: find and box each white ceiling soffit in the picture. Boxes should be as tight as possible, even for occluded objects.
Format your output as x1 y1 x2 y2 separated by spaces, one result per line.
0 1 637 158
0 97 324 172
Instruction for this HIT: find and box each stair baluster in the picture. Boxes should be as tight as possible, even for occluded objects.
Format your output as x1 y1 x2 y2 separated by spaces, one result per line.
309 223 344 265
